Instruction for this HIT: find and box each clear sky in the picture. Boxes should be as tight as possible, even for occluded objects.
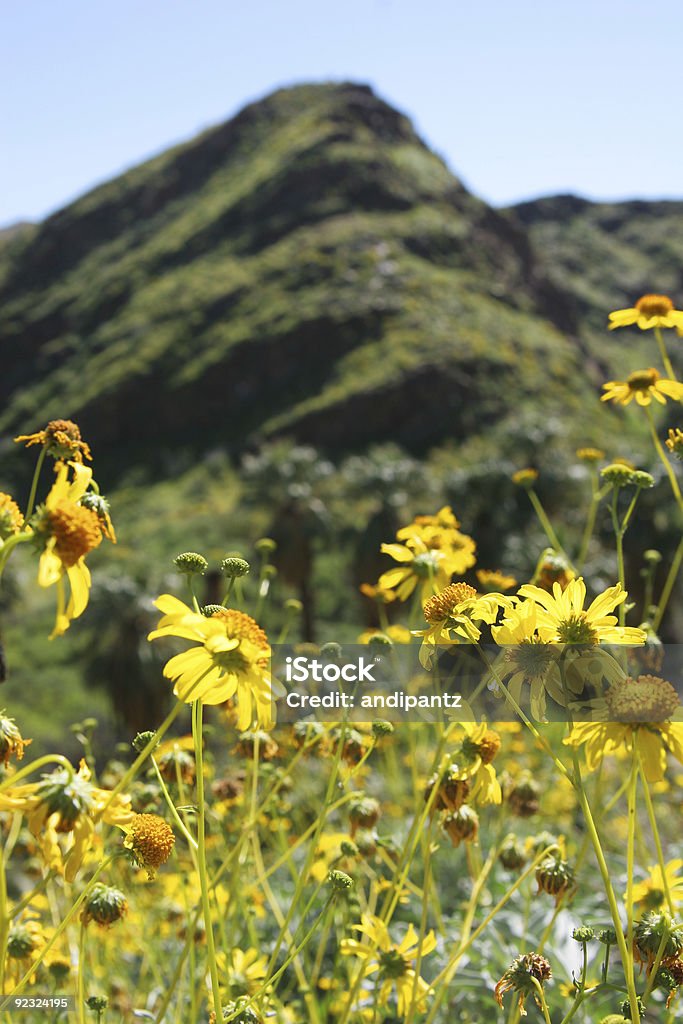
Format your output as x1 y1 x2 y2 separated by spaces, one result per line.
2 0 680 226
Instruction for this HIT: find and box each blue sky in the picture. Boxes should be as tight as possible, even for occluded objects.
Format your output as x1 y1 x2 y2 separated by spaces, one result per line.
2 0 680 225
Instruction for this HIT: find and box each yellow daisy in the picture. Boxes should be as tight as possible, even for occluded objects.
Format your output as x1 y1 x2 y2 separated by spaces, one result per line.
516 578 647 646
0 760 133 881
0 493 24 540
414 582 508 666
608 294 683 331
492 599 626 719
148 595 281 729
452 722 503 805
340 913 436 1018
601 368 683 406
15 418 92 462
379 536 467 604
631 860 683 912
564 675 683 782
33 461 112 637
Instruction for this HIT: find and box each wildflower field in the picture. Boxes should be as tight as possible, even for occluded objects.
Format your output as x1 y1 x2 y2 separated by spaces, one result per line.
0 295 682 1024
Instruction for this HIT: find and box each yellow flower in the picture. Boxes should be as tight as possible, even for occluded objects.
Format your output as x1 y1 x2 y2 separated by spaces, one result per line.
608 294 683 331
33 461 112 637
631 860 683 911
451 722 502 804
476 568 517 592
121 813 175 880
512 468 539 488
340 913 436 1018
516 578 647 645
565 675 683 781
532 547 575 593
396 505 463 546
217 947 268 996
601 367 683 406
15 419 92 461
492 599 626 719
0 760 133 881
414 582 507 666
357 624 412 645
379 536 468 604
565 721 683 782
0 493 24 540
576 447 605 463
148 595 281 729
666 428 683 459
359 582 397 604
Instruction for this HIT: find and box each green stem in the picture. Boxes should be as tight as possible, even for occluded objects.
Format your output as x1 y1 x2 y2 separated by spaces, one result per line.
626 756 638 1008
150 757 198 854
530 978 552 1024
637 749 675 915
527 488 571 563
559 941 589 1024
576 471 601 569
646 406 683 511
655 326 677 381
192 699 222 1022
78 922 87 1024
24 445 47 523
570 747 640 1024
610 489 627 627
0 754 74 793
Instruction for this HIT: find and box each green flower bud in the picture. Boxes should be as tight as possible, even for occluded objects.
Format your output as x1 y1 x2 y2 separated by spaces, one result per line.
284 598 303 614
499 835 527 871
601 464 635 488
255 538 277 555
220 557 250 579
572 926 595 943
202 604 227 617
328 869 354 892
372 720 394 738
81 884 128 927
173 552 208 575
132 731 157 753
86 996 109 1012
632 471 655 489
619 996 645 1020
598 927 617 945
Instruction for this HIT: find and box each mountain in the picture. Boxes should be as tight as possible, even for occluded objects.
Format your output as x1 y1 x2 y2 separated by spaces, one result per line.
2 81 670 482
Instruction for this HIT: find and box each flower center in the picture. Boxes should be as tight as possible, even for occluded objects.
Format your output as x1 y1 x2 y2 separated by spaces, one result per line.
605 675 680 722
206 637 252 674
505 641 556 679
636 294 674 317
48 502 102 567
627 368 660 391
36 770 95 831
210 609 268 649
379 948 410 979
424 583 477 623
127 813 175 878
555 614 597 644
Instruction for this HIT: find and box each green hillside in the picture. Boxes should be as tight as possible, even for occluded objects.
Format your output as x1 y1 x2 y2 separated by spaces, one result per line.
1 81 661 476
